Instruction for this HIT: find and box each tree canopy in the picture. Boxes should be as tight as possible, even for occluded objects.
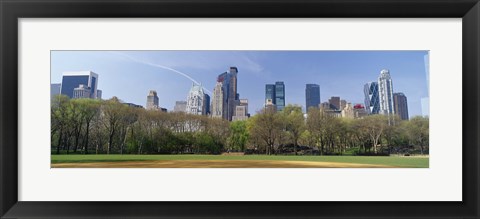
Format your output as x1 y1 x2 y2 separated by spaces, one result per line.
51 97 429 156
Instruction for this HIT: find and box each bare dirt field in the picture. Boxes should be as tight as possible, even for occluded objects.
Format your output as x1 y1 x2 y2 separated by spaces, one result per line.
51 160 393 168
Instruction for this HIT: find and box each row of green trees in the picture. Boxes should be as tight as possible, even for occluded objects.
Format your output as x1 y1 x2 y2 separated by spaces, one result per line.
52 96 229 154
51 96 429 155
248 106 429 155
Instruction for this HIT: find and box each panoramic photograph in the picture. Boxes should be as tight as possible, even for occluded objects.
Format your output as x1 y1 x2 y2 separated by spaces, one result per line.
50 51 429 168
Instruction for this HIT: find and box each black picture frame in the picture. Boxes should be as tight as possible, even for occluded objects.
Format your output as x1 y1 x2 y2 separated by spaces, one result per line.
1 0 479 218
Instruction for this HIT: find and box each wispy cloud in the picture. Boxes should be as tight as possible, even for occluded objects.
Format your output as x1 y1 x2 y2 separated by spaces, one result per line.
143 51 266 76
111 51 212 95
237 52 265 74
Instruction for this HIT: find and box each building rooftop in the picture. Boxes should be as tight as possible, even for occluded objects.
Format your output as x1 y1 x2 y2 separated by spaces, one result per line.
63 71 98 77
189 84 205 94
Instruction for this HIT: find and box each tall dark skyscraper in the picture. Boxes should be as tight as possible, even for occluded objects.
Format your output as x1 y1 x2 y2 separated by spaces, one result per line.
393 93 409 120
305 84 320 112
227 67 239 120
60 71 98 99
217 72 229 119
203 93 211 115
275 81 285 111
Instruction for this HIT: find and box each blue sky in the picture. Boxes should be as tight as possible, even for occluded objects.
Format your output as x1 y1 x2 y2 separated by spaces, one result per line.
51 51 429 116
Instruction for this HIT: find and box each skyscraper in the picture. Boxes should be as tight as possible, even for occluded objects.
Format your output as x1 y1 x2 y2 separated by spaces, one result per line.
203 93 210 115
305 84 320 112
60 71 98 99
227 67 239 120
265 82 286 111
364 82 380 114
378 69 395 115
217 72 230 119
146 90 159 110
211 67 240 120
211 82 224 118
393 93 409 120
186 84 206 115
328 96 340 110
265 84 276 104
275 81 285 111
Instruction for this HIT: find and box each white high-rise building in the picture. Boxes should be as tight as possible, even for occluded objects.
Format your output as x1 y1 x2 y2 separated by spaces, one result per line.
73 84 91 99
378 69 395 115
186 84 205 115
210 82 224 118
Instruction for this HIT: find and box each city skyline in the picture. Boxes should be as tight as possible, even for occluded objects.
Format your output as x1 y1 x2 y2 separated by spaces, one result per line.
51 51 429 116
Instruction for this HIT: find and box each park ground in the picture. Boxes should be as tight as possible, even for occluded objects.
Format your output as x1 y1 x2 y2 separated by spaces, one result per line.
51 154 429 168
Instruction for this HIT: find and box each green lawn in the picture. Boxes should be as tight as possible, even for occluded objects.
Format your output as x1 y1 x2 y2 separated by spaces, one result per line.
51 154 429 168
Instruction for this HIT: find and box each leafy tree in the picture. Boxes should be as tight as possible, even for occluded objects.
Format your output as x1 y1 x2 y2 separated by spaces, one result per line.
204 117 230 150
248 107 282 155
227 120 249 152
102 97 126 154
298 130 314 147
283 105 305 155
74 98 101 154
306 108 338 155
406 116 429 154
118 106 139 154
360 115 388 154
50 95 429 156
51 95 70 154
196 132 221 154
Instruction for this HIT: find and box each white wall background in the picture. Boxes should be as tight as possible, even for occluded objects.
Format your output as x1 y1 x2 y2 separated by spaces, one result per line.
18 18 462 201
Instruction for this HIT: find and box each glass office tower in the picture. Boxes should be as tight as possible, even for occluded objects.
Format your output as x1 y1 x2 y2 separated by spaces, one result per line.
305 84 320 112
364 81 380 114
265 84 276 104
393 92 409 120
60 71 98 99
275 81 285 111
